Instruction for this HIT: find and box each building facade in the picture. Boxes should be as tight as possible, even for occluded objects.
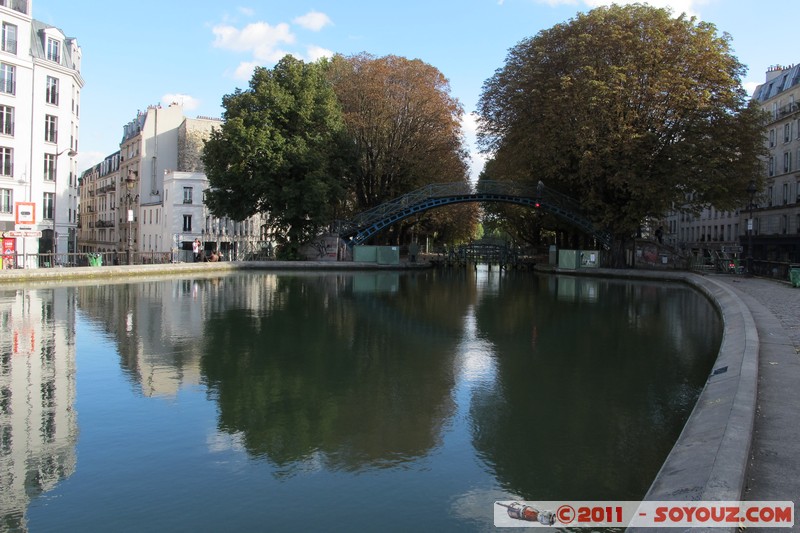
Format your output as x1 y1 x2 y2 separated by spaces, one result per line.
77 104 268 261
749 64 800 263
76 151 120 255
0 1 82 267
667 64 800 266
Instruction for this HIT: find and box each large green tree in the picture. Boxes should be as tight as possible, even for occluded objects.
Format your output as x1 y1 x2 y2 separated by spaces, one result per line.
203 56 348 258
477 4 767 266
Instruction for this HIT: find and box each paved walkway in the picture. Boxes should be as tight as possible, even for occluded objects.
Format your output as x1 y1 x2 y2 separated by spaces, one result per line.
712 276 800 519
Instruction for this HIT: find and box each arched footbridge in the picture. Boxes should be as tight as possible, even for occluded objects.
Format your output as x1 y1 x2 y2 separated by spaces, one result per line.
337 181 612 248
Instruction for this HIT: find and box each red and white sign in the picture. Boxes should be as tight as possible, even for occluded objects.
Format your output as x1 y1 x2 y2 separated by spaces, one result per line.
14 202 36 225
2 238 14 255
3 230 42 238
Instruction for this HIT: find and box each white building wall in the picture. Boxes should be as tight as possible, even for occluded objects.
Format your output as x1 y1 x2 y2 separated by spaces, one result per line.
0 4 82 267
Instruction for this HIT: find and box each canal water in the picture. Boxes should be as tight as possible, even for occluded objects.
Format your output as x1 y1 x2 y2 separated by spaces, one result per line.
1 268 721 532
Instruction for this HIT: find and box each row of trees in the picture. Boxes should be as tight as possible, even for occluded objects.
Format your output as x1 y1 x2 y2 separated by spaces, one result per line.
204 4 768 265
202 53 478 258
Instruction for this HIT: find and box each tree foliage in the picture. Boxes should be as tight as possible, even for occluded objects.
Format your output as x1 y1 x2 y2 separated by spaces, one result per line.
477 4 767 261
202 56 347 257
328 53 473 213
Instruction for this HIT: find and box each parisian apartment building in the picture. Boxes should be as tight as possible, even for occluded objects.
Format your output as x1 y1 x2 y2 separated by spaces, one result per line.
666 63 800 265
0 0 82 268
77 103 268 263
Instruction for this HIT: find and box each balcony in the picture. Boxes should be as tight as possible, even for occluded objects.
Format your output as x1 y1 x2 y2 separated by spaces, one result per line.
778 102 800 118
95 179 117 194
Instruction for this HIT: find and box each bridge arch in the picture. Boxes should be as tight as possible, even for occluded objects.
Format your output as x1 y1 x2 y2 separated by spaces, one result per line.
337 181 611 248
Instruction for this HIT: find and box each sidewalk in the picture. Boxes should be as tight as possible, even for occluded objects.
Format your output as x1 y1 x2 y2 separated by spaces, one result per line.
712 276 800 512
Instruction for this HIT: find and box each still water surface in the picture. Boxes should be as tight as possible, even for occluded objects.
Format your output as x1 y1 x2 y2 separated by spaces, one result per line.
1 269 721 531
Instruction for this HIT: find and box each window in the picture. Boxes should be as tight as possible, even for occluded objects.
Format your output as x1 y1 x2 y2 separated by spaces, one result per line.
44 153 56 181
0 105 12 135
45 76 58 105
182 214 192 232
1 22 17 54
46 37 60 63
0 63 14 94
44 115 57 143
769 156 774 177
784 152 791 174
43 192 54 219
183 187 192 204
0 188 11 213
783 183 789 205
785 123 792 143
0 146 11 176
769 129 775 147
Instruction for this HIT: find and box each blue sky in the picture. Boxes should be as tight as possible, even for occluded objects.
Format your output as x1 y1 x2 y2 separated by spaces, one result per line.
33 0 800 179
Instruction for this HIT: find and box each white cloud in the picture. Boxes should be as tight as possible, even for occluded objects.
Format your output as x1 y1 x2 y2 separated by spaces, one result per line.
161 93 201 110
461 113 486 182
743 81 759 97
76 150 106 173
238 7 255 17
306 45 334 62
462 112 480 136
212 21 295 62
233 61 260 81
293 11 333 31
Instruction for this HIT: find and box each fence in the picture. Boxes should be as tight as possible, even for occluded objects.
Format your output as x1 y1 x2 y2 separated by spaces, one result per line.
2 251 177 269
1 248 277 270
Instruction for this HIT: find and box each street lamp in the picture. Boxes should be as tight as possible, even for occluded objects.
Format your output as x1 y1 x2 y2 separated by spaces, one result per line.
124 170 139 265
746 180 757 277
52 148 77 260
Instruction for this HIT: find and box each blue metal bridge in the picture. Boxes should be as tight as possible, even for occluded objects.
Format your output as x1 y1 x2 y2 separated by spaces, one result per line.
337 180 612 248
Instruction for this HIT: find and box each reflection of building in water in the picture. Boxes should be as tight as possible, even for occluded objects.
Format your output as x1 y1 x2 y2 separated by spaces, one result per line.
0 288 78 530
76 275 278 397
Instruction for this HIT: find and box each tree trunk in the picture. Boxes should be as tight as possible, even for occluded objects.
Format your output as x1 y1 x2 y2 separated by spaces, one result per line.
608 235 629 268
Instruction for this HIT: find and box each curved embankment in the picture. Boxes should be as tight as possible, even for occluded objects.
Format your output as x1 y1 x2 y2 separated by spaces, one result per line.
550 268 757 533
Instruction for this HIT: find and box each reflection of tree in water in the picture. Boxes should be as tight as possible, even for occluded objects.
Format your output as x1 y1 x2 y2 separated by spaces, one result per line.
469 274 720 500
200 272 474 474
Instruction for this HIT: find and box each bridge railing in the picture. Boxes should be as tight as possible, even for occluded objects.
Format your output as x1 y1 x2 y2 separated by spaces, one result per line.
336 180 610 247
337 182 475 236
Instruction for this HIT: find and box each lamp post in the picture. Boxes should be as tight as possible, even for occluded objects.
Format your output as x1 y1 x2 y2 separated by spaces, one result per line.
52 148 77 262
746 180 757 277
124 170 139 265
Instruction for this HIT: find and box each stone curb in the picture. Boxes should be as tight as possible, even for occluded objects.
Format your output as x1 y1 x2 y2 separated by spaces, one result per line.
0 260 432 285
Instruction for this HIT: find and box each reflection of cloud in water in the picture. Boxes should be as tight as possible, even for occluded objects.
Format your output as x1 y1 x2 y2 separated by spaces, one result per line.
207 430 246 453
455 307 497 385
450 487 519 532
